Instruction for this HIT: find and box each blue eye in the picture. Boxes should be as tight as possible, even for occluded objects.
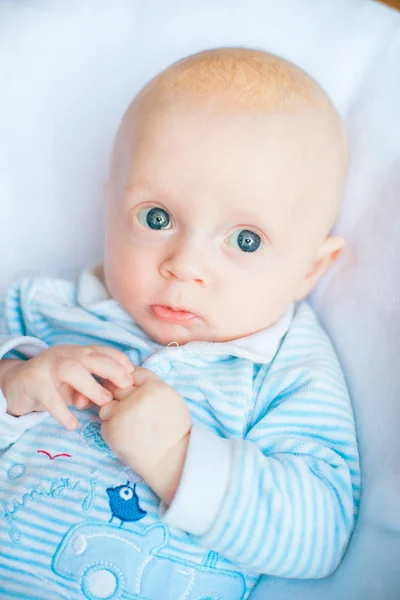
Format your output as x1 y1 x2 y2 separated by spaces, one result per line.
227 229 262 253
138 207 171 230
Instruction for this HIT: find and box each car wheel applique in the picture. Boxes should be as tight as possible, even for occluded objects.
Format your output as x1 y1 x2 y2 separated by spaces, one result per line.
81 561 125 600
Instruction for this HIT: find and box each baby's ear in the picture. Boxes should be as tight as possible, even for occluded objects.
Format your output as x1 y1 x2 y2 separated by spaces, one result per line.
308 235 346 278
293 235 346 301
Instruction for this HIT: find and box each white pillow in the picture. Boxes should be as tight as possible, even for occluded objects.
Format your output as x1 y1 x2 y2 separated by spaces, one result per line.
0 1 399 598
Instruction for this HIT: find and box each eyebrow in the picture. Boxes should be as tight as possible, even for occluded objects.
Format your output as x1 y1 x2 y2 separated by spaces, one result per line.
125 182 171 202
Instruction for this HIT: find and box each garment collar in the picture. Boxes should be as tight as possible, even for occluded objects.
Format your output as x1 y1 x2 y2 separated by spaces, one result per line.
77 264 295 365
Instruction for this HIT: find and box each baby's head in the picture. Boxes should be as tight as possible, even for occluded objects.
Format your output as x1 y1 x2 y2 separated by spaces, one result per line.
103 47 349 345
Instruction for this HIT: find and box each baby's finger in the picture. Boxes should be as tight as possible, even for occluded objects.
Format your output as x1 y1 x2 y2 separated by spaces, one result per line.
57 381 77 408
79 351 134 390
128 367 159 386
88 346 134 373
74 392 93 410
99 400 119 422
57 361 114 407
41 394 78 430
101 379 119 396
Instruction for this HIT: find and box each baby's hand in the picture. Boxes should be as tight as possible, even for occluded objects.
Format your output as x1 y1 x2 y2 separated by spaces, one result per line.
99 368 192 503
1 344 134 429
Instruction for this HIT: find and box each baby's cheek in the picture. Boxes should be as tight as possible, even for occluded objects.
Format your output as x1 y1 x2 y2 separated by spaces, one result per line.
221 276 278 334
105 255 143 311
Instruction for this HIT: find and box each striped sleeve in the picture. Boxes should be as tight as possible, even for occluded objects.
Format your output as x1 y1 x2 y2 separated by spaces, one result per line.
165 365 360 579
0 280 26 353
0 280 49 449
0 278 49 359
1 278 40 350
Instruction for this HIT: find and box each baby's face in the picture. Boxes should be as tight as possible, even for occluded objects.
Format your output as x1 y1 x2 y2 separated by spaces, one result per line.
104 104 330 345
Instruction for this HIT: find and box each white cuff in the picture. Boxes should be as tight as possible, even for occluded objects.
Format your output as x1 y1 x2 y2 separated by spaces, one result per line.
159 424 232 535
0 336 50 448
0 335 48 361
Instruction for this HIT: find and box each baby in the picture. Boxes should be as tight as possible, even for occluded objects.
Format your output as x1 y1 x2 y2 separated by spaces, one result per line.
0 48 360 600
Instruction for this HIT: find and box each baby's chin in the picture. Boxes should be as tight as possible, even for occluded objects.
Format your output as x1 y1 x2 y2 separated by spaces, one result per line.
138 314 258 347
136 311 235 346
140 318 208 346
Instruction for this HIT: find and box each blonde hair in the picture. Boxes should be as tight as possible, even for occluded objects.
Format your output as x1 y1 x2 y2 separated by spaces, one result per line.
134 47 326 115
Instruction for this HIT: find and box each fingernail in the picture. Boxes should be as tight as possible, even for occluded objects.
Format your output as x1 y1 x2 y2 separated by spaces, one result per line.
127 363 135 373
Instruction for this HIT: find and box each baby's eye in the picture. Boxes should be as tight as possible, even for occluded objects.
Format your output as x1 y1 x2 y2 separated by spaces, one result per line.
137 206 171 230
227 229 263 253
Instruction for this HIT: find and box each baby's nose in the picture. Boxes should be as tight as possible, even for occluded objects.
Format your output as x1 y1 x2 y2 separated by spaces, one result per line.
160 241 207 285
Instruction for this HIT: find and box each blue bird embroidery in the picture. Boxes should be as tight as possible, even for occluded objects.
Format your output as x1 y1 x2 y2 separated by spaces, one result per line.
106 481 147 527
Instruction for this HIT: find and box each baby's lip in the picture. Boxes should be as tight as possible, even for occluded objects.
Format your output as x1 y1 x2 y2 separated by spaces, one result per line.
163 303 192 312
150 304 200 323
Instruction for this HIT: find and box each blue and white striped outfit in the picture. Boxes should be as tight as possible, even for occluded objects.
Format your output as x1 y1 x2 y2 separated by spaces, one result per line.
0 266 360 600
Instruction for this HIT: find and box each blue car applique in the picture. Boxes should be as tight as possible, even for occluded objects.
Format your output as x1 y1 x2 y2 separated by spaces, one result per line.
52 521 246 600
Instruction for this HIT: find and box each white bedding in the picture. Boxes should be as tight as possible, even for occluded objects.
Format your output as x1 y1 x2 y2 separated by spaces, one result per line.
0 1 399 598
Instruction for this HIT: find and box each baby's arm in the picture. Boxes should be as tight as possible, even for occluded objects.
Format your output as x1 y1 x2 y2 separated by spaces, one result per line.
161 366 360 579
0 280 50 448
0 279 135 449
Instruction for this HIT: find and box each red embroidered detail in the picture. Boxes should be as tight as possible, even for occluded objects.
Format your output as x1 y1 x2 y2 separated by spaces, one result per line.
37 450 71 460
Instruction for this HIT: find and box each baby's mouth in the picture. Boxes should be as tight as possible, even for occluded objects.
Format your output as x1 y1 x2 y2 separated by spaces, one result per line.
150 304 199 323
